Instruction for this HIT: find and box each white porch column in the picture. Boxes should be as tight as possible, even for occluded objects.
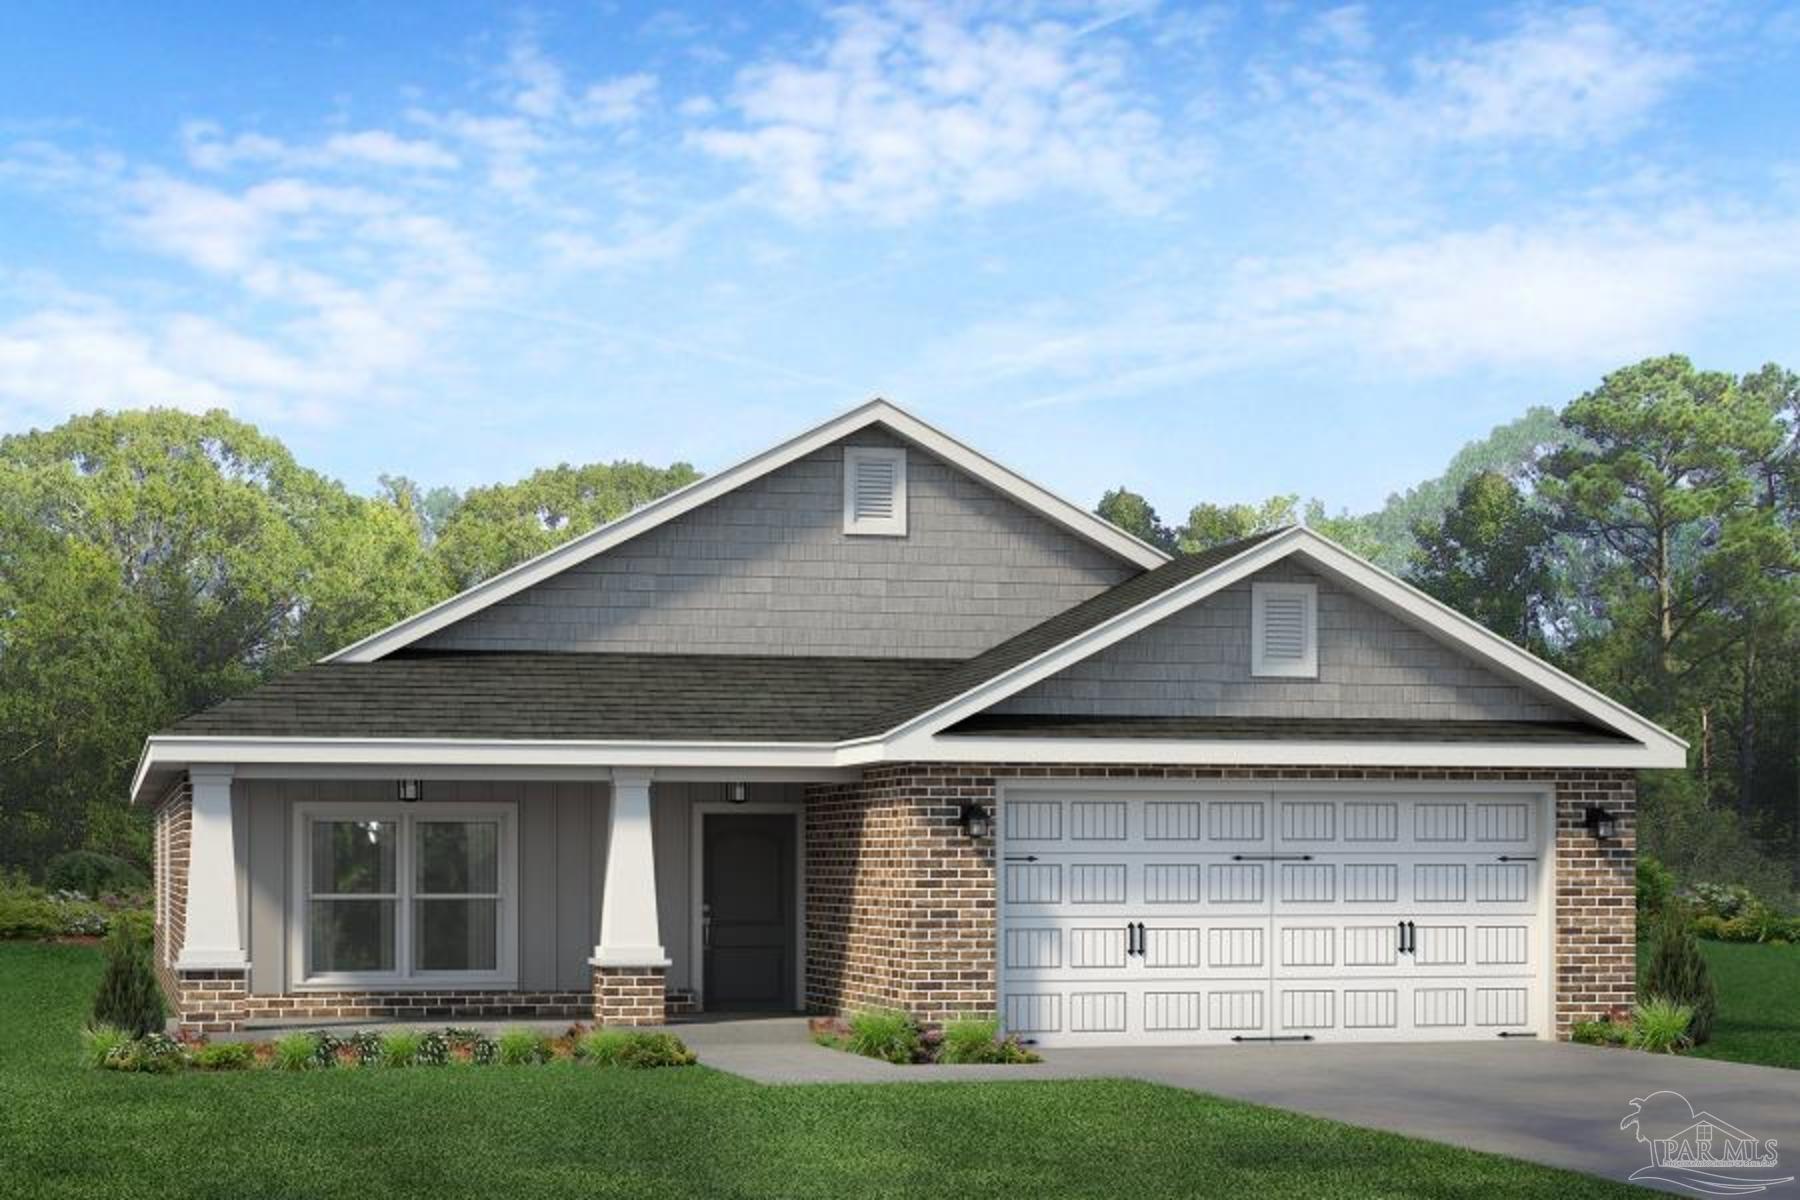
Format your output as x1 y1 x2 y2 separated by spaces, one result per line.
176 766 247 970
591 769 668 967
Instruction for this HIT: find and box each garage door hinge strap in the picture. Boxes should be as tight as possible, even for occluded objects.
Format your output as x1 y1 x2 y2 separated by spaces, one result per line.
1231 854 1314 862
1495 855 1537 862
1496 1031 1539 1038
1230 1035 1315 1043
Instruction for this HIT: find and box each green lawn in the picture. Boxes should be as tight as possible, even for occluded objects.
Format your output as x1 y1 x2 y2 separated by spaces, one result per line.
1689 940 1800 1069
0 944 1637 1200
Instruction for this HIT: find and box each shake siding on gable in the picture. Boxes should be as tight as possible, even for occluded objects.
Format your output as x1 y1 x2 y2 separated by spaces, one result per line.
417 428 1137 658
990 561 1576 722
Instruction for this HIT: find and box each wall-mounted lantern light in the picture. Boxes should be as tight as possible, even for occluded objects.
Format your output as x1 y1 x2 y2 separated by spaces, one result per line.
1584 806 1617 841
398 779 423 803
958 803 992 839
730 782 748 804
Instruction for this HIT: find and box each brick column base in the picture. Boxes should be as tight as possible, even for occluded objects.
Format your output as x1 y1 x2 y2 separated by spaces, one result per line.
171 967 249 1035
592 965 666 1026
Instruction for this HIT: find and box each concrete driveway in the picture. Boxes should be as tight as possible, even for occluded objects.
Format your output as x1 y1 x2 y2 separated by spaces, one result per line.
680 1020 1800 1193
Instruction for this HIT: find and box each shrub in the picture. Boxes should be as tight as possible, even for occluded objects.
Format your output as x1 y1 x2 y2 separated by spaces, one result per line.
342 1031 383 1066
1693 913 1730 941
81 1024 132 1068
1644 909 1718 1045
576 1029 697 1068
45 851 147 899
1689 881 1755 921
937 1016 1041 1064
497 1029 552 1066
191 1042 254 1071
380 1030 422 1067
846 1009 921 1064
91 925 165 1037
1636 856 1676 919
272 1033 319 1071
1629 997 1694 1054
101 1032 188 1073
1571 1018 1631 1046
444 1028 497 1065
0 891 63 939
414 1030 450 1066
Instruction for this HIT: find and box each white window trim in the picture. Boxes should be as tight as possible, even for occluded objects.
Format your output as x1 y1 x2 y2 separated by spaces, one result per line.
842 445 907 536
1251 581 1318 678
289 801 517 991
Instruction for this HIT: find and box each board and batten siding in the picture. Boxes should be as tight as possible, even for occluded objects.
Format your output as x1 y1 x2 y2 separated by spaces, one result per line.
239 778 803 997
415 427 1139 659
990 562 1576 722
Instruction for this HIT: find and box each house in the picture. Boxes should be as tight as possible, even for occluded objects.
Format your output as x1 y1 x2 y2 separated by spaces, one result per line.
134 400 1684 1045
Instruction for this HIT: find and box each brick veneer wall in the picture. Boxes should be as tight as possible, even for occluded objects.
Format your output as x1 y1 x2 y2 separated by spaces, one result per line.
805 764 1636 1038
592 966 667 1026
151 782 191 1012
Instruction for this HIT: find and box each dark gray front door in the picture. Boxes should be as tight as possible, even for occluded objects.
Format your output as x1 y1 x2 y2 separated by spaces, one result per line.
702 813 796 1011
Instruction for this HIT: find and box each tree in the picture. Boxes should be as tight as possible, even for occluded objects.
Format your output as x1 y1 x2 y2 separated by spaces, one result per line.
1360 406 1571 572
1409 471 1554 649
1176 495 1297 553
1095 487 1176 552
1537 356 1794 688
377 474 463 546
433 460 702 589
0 409 446 867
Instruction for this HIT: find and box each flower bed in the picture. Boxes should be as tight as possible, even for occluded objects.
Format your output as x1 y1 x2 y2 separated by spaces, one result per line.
83 1024 697 1073
810 1012 1039 1065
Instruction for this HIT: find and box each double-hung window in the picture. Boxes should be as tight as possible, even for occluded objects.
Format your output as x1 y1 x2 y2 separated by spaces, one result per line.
294 804 515 987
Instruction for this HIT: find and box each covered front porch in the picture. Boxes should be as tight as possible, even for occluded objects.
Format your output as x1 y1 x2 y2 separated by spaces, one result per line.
152 765 852 1033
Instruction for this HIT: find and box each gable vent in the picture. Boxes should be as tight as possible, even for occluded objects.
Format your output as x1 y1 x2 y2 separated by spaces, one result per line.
1252 581 1317 678
844 446 907 535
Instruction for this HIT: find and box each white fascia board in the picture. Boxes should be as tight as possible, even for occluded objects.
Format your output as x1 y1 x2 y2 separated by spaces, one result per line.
882 733 1685 769
324 399 1167 663
877 525 1686 763
130 736 849 802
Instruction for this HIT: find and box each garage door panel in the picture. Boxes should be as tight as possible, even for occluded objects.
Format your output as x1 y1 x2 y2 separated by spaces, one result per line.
999 789 1547 1047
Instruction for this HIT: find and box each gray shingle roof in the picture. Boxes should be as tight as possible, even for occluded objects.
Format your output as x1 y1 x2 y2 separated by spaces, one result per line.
941 714 1628 744
160 530 1616 749
165 652 956 742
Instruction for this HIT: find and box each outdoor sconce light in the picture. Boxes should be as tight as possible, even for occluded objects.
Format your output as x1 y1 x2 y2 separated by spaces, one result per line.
1585 805 1617 841
730 782 748 804
959 803 992 839
398 779 423 803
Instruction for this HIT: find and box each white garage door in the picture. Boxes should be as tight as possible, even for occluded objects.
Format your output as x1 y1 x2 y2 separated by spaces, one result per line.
997 786 1550 1047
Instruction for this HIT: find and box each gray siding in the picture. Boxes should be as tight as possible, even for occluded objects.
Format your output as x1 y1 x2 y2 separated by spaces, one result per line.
239 777 804 997
417 427 1138 658
991 561 1576 722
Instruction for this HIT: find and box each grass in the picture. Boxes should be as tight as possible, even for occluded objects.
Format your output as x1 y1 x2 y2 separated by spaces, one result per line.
1688 940 1800 1069
0 943 1642 1200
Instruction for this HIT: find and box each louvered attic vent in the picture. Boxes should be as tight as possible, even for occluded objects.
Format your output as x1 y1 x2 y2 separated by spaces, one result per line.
1251 581 1317 678
843 446 907 535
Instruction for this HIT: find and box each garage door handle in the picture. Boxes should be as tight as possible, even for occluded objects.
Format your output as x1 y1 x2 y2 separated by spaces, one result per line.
1398 920 1415 955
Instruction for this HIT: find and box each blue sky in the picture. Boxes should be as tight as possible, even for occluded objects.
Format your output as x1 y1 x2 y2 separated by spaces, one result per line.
1 1 1797 517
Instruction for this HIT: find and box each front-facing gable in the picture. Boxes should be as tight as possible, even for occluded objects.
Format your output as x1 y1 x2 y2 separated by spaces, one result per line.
327 400 1166 663
986 558 1576 723
414 424 1139 659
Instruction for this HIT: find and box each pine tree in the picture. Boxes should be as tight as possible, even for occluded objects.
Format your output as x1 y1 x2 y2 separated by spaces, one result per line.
91 925 166 1037
1642 908 1718 1045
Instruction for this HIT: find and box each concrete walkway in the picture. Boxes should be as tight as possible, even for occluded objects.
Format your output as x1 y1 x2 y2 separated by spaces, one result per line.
678 1019 1800 1194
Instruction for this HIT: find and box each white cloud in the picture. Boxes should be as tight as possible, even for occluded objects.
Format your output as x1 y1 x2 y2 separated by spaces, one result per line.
907 205 1800 407
691 2 1189 222
1417 11 1691 145
575 74 657 126
182 122 459 172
